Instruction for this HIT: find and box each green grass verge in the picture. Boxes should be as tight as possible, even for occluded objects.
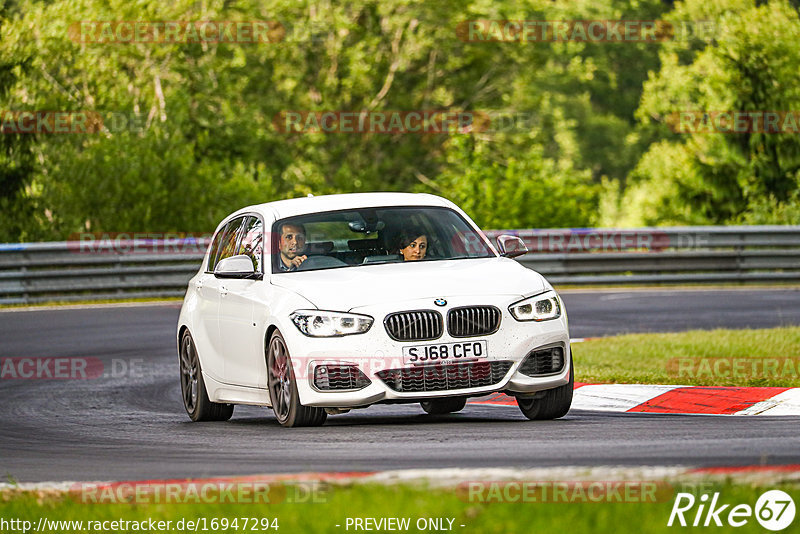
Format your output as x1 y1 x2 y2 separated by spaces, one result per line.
572 326 800 387
1 482 798 533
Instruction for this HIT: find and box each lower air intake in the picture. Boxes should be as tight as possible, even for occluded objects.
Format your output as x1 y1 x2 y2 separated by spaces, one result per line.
518 346 565 376
376 360 513 393
313 365 371 391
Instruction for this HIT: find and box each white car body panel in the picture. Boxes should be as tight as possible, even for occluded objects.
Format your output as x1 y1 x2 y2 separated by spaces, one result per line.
270 257 545 310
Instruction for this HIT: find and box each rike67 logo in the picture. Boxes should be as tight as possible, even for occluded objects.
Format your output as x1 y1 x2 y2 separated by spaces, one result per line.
668 490 796 531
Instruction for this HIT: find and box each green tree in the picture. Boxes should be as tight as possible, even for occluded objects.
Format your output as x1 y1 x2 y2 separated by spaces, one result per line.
616 0 800 225
0 0 668 239
427 135 599 229
0 1 37 241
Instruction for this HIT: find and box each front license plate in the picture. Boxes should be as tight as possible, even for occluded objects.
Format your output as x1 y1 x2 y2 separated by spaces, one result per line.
402 340 488 365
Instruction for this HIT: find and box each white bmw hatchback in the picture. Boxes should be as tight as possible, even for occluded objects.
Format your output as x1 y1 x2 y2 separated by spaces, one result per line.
178 192 573 427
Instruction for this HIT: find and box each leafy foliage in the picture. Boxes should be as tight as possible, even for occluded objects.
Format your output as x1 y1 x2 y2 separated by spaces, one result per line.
1 0 798 240
619 0 800 225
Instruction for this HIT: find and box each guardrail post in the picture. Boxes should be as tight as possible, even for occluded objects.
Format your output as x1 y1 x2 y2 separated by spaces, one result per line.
21 256 29 305
734 230 744 282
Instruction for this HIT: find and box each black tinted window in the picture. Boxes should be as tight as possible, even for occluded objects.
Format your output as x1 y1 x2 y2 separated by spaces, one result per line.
272 206 494 273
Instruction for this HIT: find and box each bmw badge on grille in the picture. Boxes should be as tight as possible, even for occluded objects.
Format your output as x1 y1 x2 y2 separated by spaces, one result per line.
434 298 447 307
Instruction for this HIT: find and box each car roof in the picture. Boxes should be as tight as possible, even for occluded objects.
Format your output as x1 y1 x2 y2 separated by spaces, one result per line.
232 192 455 220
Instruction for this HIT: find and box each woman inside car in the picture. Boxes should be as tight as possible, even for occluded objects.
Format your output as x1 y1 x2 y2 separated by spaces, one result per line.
396 227 428 261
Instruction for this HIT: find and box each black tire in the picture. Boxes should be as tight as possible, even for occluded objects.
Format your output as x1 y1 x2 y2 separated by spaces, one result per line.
179 330 234 422
420 396 468 415
267 330 327 427
516 357 574 420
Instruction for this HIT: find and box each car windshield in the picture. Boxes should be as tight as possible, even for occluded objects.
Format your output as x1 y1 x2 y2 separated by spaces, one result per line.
271 206 495 273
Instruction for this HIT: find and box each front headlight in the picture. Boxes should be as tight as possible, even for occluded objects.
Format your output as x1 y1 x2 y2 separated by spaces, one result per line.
290 310 374 337
509 292 562 322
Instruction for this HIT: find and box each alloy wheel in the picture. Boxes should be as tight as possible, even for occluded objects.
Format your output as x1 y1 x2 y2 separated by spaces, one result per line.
180 336 199 413
268 336 293 422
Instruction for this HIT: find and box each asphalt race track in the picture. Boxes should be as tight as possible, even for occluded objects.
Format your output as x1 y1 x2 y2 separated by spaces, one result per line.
1 289 799 482
562 288 800 337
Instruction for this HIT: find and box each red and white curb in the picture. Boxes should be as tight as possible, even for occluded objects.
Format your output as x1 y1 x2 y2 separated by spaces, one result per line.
471 385 800 416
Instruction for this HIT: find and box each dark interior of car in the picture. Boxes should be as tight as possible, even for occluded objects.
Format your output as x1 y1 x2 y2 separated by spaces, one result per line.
277 206 483 272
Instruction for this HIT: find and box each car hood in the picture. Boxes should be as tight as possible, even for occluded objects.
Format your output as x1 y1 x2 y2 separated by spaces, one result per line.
269 257 547 310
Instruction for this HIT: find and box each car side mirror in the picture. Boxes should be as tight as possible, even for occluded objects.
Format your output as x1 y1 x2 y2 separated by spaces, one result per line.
214 254 260 279
496 235 528 258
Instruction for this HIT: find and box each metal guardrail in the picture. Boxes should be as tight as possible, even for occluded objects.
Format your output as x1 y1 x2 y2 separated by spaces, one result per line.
0 226 798 305
484 226 800 285
0 239 210 305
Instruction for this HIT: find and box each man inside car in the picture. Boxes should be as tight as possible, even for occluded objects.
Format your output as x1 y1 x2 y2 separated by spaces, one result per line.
278 222 307 271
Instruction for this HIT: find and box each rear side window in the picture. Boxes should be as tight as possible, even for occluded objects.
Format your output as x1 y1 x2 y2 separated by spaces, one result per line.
208 216 247 271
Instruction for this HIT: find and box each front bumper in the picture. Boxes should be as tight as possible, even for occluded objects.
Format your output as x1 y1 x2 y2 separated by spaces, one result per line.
280 294 571 408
